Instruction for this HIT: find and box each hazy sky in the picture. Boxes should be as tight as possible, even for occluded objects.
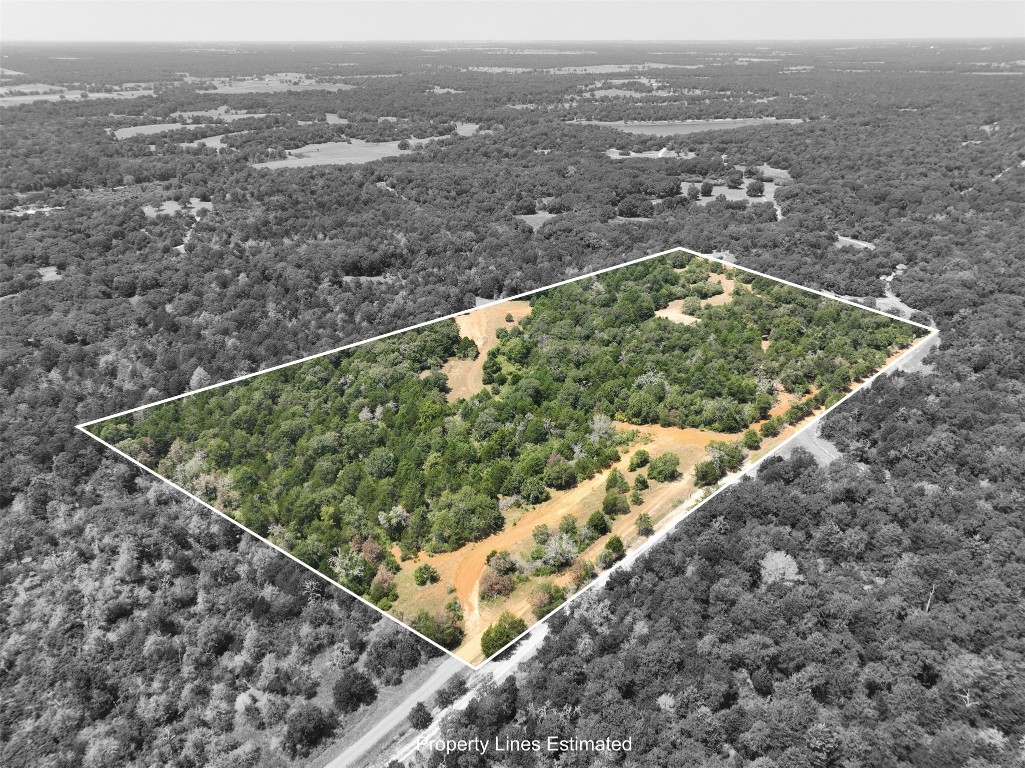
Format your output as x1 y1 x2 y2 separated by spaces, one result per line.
2 0 1023 42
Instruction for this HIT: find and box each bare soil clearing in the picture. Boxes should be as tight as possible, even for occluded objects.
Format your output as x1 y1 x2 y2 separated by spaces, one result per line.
442 301 531 401
655 299 699 324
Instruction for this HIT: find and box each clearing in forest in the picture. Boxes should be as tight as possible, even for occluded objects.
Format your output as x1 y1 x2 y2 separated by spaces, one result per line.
80 248 932 667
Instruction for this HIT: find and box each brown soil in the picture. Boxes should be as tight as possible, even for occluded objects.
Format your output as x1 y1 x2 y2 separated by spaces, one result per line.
703 272 737 307
655 299 699 324
441 300 531 401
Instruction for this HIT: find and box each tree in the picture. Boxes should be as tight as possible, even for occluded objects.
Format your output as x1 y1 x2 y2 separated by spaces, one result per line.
602 491 629 517
408 701 432 729
742 429 762 450
332 669 378 713
434 675 468 708
413 563 439 586
700 180 714 196
628 449 650 471
636 512 654 535
283 704 335 757
726 169 744 189
746 179 765 197
597 535 625 568
686 183 700 200
605 468 629 493
647 452 681 482
586 509 610 536
481 612 527 657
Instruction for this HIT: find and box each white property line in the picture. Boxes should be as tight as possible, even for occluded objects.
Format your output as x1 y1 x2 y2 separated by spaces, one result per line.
76 246 936 670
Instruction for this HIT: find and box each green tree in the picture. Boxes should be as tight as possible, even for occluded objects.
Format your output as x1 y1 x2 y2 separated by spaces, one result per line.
530 581 567 618
628 449 650 471
481 612 528 657
647 452 681 482
413 563 439 586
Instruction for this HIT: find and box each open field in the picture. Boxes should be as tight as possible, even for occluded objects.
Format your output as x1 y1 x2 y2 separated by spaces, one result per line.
253 139 416 168
253 123 477 167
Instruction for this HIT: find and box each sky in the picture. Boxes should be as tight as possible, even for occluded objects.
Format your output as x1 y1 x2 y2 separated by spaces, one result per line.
2 0 1023 42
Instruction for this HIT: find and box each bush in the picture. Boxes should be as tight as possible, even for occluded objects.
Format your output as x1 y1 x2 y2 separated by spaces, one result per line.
413 563 439 586
634 473 649 491
481 612 528 657
283 704 335 757
636 512 654 536
742 428 762 450
694 460 722 486
628 449 650 471
630 489 643 506
586 509 610 536
647 452 681 482
409 701 432 729
332 669 378 713
597 536 625 569
532 524 550 545
479 566 516 600
605 468 629 493
760 417 782 438
434 676 468 708
602 491 630 517
410 610 464 649
486 550 517 575
530 581 567 618
572 559 597 588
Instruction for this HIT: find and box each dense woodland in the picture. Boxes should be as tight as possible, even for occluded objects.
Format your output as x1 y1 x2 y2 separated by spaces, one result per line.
1 40 1023 768
92 252 917 647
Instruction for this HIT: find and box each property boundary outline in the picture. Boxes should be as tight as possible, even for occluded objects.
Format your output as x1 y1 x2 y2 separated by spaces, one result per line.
77 246 937 669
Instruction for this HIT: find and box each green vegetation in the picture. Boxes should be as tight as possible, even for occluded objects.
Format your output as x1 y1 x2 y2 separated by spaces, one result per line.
413 563 439 586
530 581 567 618
480 612 528 657
91 252 922 638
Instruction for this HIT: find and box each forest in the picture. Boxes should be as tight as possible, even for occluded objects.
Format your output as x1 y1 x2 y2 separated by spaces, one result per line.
87 252 919 656
1 38 1022 768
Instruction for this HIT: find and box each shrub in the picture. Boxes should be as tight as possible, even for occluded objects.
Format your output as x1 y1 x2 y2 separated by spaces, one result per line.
481 612 528 657
636 512 654 536
532 524 550 545
597 536 625 569
694 460 722 486
530 581 567 618
634 473 649 491
602 491 630 517
486 550 517 575
479 566 516 600
409 701 432 729
413 563 439 586
434 676 468 708
743 428 762 450
572 560 597 589
332 669 378 713
586 510 610 536
283 704 335 757
605 468 629 493
628 449 650 471
410 610 464 649
647 452 681 482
